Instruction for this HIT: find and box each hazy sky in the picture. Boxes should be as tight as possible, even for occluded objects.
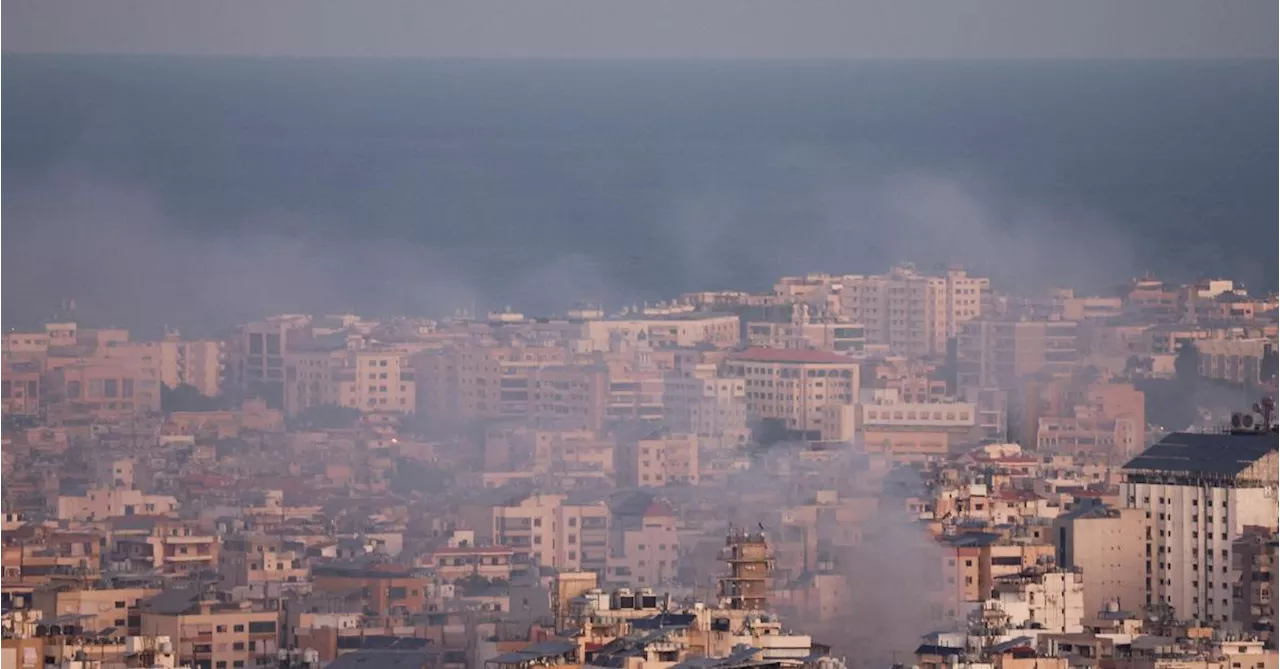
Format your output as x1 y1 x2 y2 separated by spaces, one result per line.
4 0 1276 59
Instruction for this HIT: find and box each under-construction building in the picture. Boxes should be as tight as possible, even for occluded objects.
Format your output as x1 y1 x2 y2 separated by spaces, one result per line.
717 527 773 611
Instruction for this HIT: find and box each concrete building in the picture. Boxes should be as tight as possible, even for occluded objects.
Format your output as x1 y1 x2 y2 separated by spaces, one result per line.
335 349 416 414
857 388 979 462
229 318 303 410
1122 430 1280 624
1196 339 1275 389
957 319 1079 391
34 586 160 634
1053 504 1150 626
1232 526 1278 645
607 497 680 588
663 363 750 450
724 347 861 441
460 493 609 573
56 488 178 522
158 333 224 397
139 588 281 669
2 359 42 418
620 433 699 488
989 567 1086 634
579 312 740 352
830 264 988 356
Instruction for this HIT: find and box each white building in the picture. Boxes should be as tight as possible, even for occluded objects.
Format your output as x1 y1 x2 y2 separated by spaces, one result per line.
1122 430 1279 625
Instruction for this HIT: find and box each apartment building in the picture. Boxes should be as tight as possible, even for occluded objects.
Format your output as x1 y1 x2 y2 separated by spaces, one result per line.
956 319 1079 391
44 359 162 423
1122 430 1279 623
1053 504 1150 626
34 586 160 634
1197 339 1275 389
139 589 281 669
311 562 429 615
229 318 303 410
115 519 220 576
940 532 1057 604
663 363 750 450
416 343 569 423
825 264 988 356
1030 381 1146 463
857 389 979 462
618 433 699 488
1232 527 1277 645
459 494 609 574
283 344 346 416
723 347 861 441
605 368 665 423
746 318 866 355
989 567 1086 634
56 487 178 522
579 312 741 352
2 359 42 418
158 333 224 397
219 534 309 592
606 497 680 588
335 349 416 414
531 365 610 432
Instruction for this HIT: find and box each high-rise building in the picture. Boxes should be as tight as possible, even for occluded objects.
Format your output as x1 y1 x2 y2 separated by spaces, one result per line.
956 319 1078 391
723 347 861 442
1053 504 1150 626
1122 429 1279 624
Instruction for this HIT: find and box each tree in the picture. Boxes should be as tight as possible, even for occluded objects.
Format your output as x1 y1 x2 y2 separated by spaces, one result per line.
161 383 223 413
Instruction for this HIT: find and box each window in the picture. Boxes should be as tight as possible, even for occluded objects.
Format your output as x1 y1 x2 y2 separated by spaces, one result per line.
216 625 227 633
115 601 127 609
232 642 245 651
248 621 276 634
233 625 245 633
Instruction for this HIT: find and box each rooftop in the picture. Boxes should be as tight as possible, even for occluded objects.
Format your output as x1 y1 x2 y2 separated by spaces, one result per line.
1122 430 1278 479
728 347 855 365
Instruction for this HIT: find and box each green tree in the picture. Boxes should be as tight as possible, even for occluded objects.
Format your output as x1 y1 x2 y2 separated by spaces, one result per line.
161 383 223 413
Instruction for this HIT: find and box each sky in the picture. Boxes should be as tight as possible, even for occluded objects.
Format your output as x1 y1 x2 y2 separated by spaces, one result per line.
4 0 1276 60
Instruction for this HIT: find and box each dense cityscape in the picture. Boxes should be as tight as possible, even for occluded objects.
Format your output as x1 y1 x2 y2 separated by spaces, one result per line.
1 262 1276 669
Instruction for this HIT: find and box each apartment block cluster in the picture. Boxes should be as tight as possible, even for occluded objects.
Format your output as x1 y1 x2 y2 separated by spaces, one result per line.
2 263 1276 669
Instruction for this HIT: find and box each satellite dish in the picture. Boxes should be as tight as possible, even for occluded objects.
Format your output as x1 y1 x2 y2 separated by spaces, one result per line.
1242 414 1255 429
1232 414 1242 428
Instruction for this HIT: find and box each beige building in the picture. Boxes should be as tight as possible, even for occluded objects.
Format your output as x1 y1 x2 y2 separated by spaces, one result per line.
814 264 988 356
140 591 280 669
957 319 1079 391
460 494 610 574
606 500 679 588
621 433 699 488
724 347 861 441
335 349 416 413
1196 338 1275 389
579 312 740 351
663 363 750 450
34 586 160 634
1053 504 1150 626
56 487 178 522
746 317 867 355
158 333 224 397
45 358 162 422
219 534 310 591
857 389 979 462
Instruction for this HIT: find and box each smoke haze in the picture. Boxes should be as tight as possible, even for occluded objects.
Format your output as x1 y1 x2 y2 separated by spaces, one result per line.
4 58 1275 334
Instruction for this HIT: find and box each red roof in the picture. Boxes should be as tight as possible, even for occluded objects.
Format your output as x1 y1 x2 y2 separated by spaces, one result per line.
729 347 856 365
